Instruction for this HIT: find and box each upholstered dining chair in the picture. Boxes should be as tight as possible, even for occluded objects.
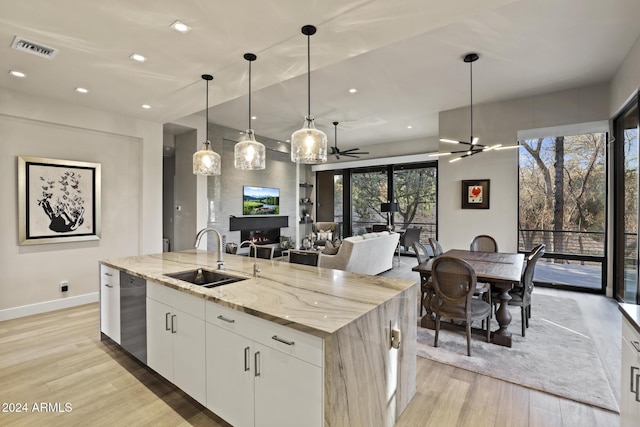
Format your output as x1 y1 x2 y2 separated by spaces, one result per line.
469 235 497 317
493 244 545 337
428 237 443 257
412 241 433 317
431 256 491 356
470 234 498 252
250 245 275 260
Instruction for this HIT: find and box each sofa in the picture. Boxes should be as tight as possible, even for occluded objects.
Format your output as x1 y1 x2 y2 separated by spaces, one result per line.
318 231 400 275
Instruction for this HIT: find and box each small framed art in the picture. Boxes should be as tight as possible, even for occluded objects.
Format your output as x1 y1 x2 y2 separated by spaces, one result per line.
462 179 490 209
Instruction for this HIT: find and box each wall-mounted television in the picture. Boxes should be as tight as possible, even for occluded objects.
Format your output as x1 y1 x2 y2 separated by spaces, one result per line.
243 186 280 215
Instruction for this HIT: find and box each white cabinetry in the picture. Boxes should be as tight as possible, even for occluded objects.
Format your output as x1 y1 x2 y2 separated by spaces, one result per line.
99 265 120 344
205 302 323 427
621 316 640 427
146 281 206 405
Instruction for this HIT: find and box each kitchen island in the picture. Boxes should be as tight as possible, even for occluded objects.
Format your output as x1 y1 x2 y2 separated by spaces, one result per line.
100 249 417 427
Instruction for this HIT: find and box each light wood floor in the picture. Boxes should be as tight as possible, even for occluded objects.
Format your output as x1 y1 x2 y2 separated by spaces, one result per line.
0 259 621 426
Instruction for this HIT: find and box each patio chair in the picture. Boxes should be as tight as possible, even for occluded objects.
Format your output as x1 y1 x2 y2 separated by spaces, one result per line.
398 227 422 255
431 256 491 356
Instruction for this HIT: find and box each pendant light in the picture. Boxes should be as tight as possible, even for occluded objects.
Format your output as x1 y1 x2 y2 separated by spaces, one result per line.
291 25 327 164
234 53 266 170
434 53 519 162
193 74 221 175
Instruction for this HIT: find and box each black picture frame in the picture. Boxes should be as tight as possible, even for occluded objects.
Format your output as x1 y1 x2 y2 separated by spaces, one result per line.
461 179 490 209
18 156 101 245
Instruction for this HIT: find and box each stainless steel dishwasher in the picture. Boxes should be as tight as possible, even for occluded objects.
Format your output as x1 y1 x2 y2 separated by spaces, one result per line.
120 271 147 364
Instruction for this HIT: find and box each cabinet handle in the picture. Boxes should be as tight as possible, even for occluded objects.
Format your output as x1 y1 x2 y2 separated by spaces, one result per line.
217 315 235 324
105 272 113 277
632 341 640 353
104 284 113 288
633 367 640 402
165 312 171 331
272 335 295 346
254 351 261 377
171 315 177 334
244 347 250 372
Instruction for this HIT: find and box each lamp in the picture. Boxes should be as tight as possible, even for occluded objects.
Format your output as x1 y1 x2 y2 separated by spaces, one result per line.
434 53 519 162
234 53 266 170
193 74 221 175
291 25 327 164
380 202 398 230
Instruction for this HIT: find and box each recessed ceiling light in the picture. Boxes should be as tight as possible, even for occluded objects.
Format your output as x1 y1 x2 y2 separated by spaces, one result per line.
9 70 27 78
348 88 357 93
129 53 147 62
285 139 290 143
170 20 191 33
75 87 89 94
407 125 413 129
251 116 257 120
141 104 151 109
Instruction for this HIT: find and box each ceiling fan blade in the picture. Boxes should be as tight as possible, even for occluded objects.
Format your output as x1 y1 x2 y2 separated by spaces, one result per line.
343 153 360 158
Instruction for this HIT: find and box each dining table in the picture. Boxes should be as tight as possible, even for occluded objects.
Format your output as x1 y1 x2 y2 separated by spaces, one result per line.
412 249 525 347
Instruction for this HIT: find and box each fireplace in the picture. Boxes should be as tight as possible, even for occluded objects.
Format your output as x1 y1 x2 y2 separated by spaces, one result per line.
240 228 281 245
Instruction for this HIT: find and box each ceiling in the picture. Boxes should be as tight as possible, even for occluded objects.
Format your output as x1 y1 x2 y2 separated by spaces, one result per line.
2 0 640 151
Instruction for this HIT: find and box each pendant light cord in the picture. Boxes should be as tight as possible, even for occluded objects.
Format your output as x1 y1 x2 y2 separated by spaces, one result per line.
307 33 311 117
205 78 209 142
248 59 252 130
470 59 473 142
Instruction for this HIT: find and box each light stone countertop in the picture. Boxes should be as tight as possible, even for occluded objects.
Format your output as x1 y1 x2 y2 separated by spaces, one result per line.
620 302 640 335
101 249 417 338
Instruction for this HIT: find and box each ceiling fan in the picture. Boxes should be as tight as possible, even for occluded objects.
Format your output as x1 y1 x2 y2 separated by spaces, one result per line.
330 121 369 159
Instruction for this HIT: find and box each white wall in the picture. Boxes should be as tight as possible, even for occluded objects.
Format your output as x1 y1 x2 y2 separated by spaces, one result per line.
0 88 162 319
610 33 640 116
438 83 610 253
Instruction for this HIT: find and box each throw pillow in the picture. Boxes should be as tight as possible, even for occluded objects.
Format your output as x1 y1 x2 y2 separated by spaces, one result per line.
317 231 332 242
322 239 341 255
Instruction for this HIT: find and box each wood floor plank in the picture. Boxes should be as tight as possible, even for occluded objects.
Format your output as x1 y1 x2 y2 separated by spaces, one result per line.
0 278 623 427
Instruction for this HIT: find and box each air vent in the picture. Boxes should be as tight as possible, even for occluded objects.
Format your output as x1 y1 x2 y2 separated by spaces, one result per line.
11 36 59 59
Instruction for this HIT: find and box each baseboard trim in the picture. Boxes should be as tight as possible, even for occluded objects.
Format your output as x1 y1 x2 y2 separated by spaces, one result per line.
0 293 99 322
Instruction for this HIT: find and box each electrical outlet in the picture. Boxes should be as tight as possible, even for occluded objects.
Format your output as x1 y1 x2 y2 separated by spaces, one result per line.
60 281 69 292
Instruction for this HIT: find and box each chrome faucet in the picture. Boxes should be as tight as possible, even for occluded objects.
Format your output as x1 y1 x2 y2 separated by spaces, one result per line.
239 240 260 278
194 228 225 270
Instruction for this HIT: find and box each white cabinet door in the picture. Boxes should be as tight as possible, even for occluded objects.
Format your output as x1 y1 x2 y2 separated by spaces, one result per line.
100 265 120 343
206 323 255 427
621 319 640 427
254 343 322 427
173 308 206 405
146 298 173 381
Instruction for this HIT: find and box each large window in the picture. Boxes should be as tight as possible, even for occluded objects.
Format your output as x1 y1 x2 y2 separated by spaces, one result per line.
518 131 606 292
316 161 437 245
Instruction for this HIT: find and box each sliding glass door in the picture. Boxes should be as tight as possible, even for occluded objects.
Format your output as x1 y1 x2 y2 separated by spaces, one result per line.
614 94 640 303
350 167 388 235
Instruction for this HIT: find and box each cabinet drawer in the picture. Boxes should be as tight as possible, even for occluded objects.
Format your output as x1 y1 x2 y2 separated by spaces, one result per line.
101 264 120 286
206 301 323 367
148 281 205 320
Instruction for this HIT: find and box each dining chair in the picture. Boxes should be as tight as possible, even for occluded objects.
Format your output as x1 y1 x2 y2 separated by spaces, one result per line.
431 256 491 356
493 244 545 337
371 224 390 232
250 245 275 260
412 241 433 317
469 235 497 319
428 237 443 257
470 234 498 252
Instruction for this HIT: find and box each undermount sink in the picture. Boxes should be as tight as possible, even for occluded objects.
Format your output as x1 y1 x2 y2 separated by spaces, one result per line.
165 269 246 288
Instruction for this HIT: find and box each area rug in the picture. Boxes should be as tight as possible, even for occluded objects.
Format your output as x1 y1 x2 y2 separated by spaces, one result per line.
416 294 619 413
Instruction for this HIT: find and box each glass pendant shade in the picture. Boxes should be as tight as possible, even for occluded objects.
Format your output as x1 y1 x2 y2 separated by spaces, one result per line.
193 140 221 175
234 129 265 170
193 74 221 175
291 116 327 164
